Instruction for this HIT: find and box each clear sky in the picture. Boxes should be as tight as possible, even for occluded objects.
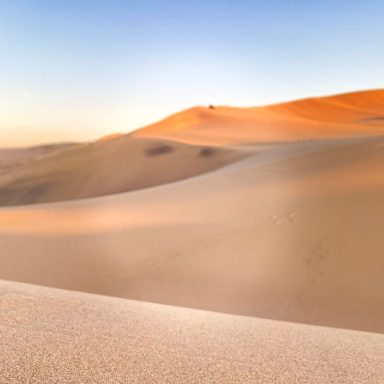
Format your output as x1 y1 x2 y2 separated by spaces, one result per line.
1 0 383 147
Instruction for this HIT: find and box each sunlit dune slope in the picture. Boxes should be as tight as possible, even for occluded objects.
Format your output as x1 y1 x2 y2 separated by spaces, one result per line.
267 89 384 122
1 280 383 384
133 89 384 145
96 132 124 142
1 136 384 332
0 136 244 206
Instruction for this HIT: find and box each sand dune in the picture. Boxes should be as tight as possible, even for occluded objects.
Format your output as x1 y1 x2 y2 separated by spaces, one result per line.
1 89 384 382
134 89 384 145
1 280 383 384
1 89 383 207
267 89 384 122
0 135 383 332
0 136 244 206
0 143 77 169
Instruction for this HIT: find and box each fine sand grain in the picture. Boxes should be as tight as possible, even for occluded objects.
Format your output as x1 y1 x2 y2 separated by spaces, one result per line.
0 280 383 384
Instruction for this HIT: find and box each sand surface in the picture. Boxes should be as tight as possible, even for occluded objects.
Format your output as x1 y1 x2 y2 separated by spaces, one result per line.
0 135 384 332
1 90 384 382
1 279 383 384
0 143 77 168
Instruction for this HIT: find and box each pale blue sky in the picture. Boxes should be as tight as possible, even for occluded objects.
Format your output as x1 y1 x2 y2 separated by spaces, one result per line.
1 0 383 146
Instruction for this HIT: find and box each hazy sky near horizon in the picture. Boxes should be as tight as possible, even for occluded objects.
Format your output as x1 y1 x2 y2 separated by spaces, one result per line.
1 0 383 146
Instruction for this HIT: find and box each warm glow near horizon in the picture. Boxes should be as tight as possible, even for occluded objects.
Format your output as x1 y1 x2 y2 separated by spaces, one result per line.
1 0 384 147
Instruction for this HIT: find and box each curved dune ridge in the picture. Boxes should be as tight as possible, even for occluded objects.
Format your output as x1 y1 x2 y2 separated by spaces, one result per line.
134 89 384 145
0 143 78 168
96 132 124 142
0 136 244 206
1 280 383 384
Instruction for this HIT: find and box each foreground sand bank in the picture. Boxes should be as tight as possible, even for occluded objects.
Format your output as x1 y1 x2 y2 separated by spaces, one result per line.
0 279 383 383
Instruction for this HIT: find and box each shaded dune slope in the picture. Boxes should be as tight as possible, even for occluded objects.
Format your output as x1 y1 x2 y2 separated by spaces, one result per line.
0 136 244 207
0 143 78 168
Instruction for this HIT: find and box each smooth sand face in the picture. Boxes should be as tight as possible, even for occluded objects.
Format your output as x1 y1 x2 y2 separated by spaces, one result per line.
1 280 383 384
0 135 384 332
133 89 384 145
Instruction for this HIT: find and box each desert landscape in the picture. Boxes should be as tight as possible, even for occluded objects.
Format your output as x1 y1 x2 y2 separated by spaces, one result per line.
1 89 384 382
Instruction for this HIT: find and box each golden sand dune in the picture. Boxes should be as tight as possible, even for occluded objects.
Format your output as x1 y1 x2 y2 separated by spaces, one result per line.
1 280 383 384
0 136 244 206
134 90 384 145
1 135 383 332
96 132 124 142
267 89 384 122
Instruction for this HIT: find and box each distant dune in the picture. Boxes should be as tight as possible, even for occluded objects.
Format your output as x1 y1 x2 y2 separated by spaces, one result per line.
96 132 124 142
134 89 384 145
0 136 244 206
1 90 383 207
0 143 78 168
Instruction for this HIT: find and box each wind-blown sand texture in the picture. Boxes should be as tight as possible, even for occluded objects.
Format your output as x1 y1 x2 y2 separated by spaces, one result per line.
0 90 384 382
1 280 383 384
